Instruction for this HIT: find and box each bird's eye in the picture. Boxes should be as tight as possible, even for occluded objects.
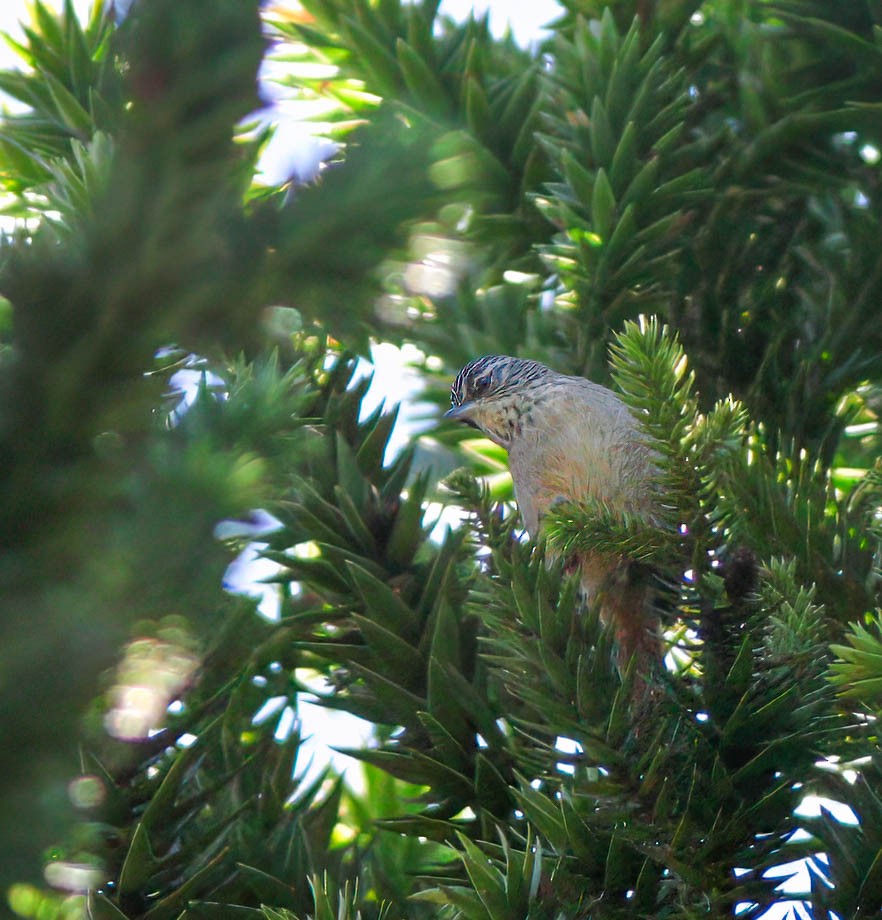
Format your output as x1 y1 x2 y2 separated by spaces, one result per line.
472 372 493 395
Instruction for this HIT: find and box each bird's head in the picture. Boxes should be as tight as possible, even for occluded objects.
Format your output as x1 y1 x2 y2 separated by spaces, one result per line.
444 355 553 449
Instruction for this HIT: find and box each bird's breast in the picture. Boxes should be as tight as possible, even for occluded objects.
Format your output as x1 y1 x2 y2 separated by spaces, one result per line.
507 389 655 536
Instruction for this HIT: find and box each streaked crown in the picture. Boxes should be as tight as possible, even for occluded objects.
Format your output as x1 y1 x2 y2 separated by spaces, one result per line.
447 355 555 449
450 355 552 408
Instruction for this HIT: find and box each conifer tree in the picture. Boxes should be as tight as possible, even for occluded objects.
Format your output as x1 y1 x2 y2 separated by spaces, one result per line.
1 1 882 919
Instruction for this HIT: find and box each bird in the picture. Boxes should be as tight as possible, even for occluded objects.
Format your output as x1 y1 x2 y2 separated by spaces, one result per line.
445 354 661 688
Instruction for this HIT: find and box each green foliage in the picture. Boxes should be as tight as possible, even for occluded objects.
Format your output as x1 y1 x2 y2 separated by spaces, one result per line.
447 392 837 916
269 0 543 241
413 828 543 920
3 0 882 919
803 754 882 918
537 11 711 370
0 0 120 208
255 108 441 346
830 612 882 707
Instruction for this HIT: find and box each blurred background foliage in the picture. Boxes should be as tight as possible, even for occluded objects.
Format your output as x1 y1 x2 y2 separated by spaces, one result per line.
1 0 882 918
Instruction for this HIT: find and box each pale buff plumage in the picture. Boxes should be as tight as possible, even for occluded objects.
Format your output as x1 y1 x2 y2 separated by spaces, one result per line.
446 355 660 681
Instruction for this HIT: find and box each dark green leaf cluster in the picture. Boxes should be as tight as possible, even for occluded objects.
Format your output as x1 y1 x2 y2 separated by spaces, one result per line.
4 1 882 919
803 753 882 918
11 350 455 920
830 611 882 708
77 605 342 920
537 11 711 370
441 369 830 918
269 0 543 248
261 377 519 837
0 0 121 208
413 828 543 919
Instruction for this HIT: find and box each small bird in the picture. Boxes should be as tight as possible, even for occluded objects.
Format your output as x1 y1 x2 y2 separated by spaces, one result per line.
445 355 661 685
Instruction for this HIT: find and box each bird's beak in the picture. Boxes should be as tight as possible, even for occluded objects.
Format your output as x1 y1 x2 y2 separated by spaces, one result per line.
444 403 480 430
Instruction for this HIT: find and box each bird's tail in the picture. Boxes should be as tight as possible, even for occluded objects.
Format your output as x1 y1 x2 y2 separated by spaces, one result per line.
581 555 663 705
